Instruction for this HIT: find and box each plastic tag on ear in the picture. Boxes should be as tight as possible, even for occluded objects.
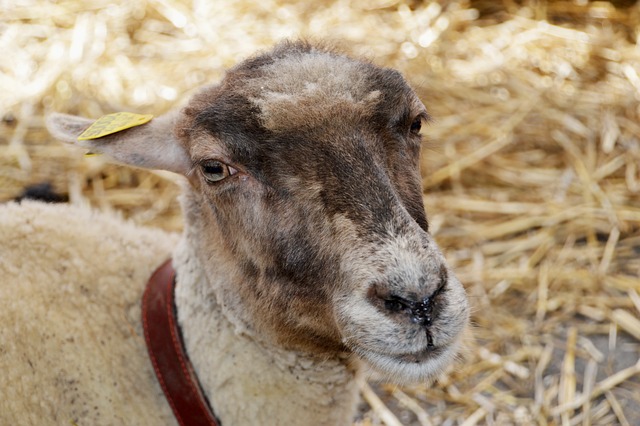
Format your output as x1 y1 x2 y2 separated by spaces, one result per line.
77 112 153 141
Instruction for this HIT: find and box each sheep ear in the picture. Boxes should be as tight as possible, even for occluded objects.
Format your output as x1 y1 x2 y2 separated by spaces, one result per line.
46 110 191 175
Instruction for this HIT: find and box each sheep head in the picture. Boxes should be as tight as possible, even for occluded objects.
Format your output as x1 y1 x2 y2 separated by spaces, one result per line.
47 41 468 383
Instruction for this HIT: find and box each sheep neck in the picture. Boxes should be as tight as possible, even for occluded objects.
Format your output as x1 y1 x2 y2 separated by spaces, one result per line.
171 228 360 426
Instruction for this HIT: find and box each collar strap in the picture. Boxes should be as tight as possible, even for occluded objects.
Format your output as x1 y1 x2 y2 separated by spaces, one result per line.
142 259 220 426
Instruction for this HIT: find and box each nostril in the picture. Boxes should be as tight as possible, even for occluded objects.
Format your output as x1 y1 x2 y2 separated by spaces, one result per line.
369 284 414 315
380 294 435 327
384 298 406 313
369 270 447 325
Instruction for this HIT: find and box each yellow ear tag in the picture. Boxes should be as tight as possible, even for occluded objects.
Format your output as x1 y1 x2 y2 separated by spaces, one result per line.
77 112 153 141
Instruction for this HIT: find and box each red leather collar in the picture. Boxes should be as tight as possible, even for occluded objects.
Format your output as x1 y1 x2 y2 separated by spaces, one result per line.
142 259 220 426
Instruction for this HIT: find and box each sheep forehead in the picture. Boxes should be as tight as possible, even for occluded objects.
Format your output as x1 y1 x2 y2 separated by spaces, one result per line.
182 47 423 180
246 52 385 131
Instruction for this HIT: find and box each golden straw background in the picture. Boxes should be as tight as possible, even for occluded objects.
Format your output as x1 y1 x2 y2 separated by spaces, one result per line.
2 0 640 424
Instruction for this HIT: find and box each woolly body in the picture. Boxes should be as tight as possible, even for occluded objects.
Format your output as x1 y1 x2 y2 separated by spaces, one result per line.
0 201 177 425
0 200 359 425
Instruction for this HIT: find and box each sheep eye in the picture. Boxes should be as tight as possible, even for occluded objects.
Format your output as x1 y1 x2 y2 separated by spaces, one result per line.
410 117 422 135
201 160 236 183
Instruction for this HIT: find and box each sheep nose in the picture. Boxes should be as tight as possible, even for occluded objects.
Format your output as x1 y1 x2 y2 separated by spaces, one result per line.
409 297 434 326
369 268 448 330
377 293 439 349
383 295 435 326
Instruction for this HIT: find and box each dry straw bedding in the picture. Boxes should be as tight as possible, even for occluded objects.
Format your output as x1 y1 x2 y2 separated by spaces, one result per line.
1 0 639 424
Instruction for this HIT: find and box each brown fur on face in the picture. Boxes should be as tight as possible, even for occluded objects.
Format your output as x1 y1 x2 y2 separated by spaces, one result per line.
174 42 467 378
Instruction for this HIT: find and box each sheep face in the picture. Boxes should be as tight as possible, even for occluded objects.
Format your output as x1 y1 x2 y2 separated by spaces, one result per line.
176 43 469 382
46 42 468 383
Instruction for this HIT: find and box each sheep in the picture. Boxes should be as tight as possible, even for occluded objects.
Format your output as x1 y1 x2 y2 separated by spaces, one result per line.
0 41 469 426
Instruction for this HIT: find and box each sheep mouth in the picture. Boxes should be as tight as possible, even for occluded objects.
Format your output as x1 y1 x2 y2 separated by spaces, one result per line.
359 344 443 365
394 346 444 363
351 341 459 383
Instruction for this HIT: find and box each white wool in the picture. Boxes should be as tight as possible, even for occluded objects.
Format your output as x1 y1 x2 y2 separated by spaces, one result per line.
0 201 177 425
0 201 359 425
